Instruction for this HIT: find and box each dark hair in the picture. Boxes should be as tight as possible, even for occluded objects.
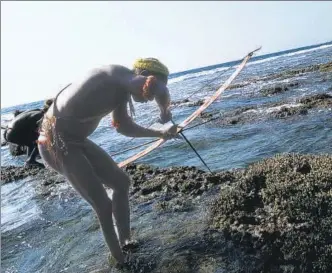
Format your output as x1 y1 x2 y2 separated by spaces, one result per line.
42 98 54 113
13 110 23 117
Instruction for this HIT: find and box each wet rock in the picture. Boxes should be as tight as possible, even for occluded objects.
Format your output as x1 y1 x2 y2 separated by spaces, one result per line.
123 164 232 205
1 165 66 200
266 93 332 117
199 106 258 126
199 112 214 119
170 99 205 108
318 62 332 73
1 165 44 184
297 93 332 108
228 82 251 90
170 98 190 107
209 153 332 273
269 106 308 118
260 82 299 96
190 99 205 107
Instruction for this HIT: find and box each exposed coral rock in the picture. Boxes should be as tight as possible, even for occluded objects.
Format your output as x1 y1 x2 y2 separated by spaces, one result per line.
209 154 332 273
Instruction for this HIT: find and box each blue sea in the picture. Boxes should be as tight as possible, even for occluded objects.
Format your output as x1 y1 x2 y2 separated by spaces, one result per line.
1 42 332 273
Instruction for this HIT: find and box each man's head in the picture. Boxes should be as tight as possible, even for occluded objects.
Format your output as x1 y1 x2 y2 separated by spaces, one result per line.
132 58 172 123
133 57 169 85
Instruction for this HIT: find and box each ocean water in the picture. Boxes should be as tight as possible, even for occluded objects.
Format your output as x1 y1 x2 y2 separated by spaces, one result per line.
1 42 332 273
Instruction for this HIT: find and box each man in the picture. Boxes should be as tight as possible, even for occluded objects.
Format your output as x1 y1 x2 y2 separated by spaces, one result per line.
5 110 27 156
37 58 179 265
4 99 54 168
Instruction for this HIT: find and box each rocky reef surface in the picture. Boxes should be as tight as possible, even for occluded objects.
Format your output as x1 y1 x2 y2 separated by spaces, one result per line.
2 153 331 273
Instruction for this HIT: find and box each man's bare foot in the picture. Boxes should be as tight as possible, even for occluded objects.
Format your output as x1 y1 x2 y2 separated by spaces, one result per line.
122 239 139 252
24 161 45 168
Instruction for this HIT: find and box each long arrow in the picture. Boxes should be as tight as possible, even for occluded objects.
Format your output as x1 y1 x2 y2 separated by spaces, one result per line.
171 119 212 173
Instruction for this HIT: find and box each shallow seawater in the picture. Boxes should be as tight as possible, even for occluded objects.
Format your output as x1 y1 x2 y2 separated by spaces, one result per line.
1 44 332 273
1 178 41 233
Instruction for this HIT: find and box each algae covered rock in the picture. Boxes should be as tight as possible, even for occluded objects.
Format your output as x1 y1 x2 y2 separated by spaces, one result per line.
1 165 43 184
209 153 332 273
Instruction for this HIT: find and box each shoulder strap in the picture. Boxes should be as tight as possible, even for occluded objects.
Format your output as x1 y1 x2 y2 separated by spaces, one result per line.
53 83 72 116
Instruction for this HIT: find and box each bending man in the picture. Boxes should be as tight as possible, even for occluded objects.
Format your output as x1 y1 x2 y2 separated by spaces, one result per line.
4 99 54 168
37 58 178 265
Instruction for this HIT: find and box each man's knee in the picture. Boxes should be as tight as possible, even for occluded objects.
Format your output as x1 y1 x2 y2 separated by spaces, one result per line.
4 129 15 143
93 195 112 215
117 172 130 193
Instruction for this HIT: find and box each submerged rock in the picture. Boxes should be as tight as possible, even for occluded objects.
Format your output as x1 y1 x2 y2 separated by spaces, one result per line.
1 164 65 194
199 92 332 127
260 61 332 82
228 82 251 90
209 153 332 273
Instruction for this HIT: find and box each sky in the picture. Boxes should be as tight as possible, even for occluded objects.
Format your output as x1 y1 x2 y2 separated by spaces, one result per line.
1 1 332 108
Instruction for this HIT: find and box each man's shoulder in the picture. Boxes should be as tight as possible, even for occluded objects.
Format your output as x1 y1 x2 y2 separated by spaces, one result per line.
77 65 133 87
87 64 131 78
109 64 132 74
14 109 43 121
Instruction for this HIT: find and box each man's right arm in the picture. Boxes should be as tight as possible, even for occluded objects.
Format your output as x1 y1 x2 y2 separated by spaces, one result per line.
112 103 163 138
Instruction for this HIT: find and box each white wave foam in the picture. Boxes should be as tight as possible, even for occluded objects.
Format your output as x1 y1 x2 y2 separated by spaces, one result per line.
1 113 14 124
247 46 331 68
283 44 332 58
1 179 41 233
265 103 303 113
168 67 229 84
244 103 303 115
247 56 280 67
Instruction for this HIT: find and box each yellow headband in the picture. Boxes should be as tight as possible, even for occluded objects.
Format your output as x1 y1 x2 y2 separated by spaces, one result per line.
133 58 169 77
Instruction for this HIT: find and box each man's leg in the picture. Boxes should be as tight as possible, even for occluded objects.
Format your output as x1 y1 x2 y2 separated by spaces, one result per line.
25 143 45 168
82 139 131 246
61 142 125 264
